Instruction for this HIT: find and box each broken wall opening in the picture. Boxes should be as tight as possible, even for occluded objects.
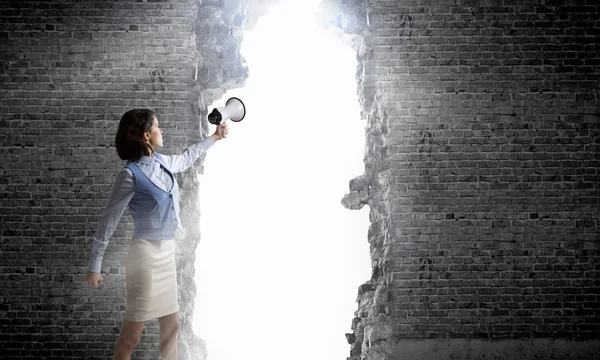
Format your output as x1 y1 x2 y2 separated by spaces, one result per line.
192 1 371 359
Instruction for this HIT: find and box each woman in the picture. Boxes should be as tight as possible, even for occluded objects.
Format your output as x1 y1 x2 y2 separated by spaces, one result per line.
85 109 228 359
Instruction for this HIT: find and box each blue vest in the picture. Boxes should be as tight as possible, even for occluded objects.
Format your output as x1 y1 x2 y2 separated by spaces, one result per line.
125 153 183 240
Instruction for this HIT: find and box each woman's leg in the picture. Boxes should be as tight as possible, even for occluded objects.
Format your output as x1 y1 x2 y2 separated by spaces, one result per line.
158 312 179 360
113 319 146 360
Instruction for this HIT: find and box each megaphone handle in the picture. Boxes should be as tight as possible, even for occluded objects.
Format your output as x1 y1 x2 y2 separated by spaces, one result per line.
220 119 227 138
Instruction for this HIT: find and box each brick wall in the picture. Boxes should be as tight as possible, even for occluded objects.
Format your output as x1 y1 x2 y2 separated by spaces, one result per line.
328 0 600 359
0 1 246 359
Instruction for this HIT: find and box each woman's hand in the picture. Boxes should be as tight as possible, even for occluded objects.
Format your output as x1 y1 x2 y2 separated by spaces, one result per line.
211 122 229 141
86 271 103 288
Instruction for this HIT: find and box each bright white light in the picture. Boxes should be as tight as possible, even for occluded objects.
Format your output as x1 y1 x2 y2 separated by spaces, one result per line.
193 1 371 359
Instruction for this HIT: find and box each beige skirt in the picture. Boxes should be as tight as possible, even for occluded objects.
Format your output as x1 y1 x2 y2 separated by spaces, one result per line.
124 238 179 322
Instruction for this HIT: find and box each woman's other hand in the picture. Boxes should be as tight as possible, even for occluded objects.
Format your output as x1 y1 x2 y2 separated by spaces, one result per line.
86 271 103 288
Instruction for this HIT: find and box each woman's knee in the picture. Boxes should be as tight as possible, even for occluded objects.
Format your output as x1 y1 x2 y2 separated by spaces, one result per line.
159 313 179 338
117 333 141 350
116 320 145 350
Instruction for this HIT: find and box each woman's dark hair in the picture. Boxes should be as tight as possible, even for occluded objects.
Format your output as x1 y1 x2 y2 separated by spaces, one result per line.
115 109 155 161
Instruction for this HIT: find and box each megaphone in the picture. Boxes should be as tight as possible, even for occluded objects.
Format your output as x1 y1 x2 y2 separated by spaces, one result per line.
208 97 246 126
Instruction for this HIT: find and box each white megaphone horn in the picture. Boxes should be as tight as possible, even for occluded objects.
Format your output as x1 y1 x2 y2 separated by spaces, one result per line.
208 97 246 126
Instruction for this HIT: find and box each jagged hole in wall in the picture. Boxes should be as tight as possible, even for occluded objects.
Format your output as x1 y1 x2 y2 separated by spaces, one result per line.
193 1 370 359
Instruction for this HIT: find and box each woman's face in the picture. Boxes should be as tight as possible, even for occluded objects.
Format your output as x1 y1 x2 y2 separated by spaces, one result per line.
144 116 164 151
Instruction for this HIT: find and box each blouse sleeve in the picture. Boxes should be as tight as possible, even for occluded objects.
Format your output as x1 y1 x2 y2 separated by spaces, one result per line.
157 137 215 174
88 168 135 273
